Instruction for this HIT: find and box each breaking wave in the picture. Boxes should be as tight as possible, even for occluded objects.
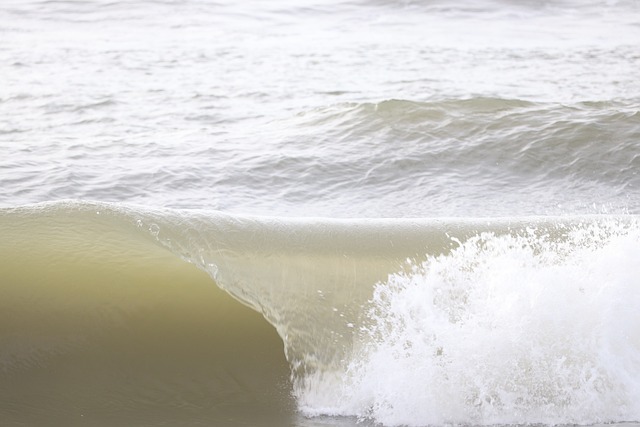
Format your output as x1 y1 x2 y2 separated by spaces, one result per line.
1 200 639 426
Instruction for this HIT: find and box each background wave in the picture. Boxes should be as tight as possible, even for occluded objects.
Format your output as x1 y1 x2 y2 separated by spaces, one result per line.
262 98 640 216
4 97 639 217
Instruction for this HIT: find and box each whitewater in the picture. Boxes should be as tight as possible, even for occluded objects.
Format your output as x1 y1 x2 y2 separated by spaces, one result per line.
1 0 640 426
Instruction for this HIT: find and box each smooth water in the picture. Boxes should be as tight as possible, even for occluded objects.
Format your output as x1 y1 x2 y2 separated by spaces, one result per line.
1 0 640 426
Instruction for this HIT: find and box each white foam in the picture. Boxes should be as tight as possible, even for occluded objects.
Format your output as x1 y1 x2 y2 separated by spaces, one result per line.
298 222 640 426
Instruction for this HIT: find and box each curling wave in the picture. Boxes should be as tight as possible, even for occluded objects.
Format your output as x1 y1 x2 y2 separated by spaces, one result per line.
1 200 639 426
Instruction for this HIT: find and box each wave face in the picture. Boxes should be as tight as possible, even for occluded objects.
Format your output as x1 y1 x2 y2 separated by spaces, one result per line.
0 202 293 426
2 201 640 426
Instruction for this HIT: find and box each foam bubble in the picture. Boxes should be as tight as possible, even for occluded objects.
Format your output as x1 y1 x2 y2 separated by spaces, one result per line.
298 221 640 426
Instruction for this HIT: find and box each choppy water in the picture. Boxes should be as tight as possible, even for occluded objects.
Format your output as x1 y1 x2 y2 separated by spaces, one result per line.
1 0 640 426
3 0 640 216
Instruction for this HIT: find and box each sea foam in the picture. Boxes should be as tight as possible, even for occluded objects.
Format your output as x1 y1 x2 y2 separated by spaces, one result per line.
299 223 640 426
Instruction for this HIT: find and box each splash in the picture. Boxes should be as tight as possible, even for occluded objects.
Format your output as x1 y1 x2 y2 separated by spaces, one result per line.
298 223 640 426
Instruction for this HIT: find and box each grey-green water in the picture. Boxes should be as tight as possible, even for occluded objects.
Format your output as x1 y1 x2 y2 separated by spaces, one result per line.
1 0 640 425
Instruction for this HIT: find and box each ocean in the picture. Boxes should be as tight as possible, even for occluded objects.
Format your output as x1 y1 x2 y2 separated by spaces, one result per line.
1 0 640 426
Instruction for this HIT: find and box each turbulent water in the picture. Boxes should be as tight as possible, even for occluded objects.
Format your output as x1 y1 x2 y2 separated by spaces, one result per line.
1 0 640 426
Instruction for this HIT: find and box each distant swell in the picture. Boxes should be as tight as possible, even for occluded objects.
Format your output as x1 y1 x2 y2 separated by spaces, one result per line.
4 97 640 217
260 97 640 216
286 97 640 188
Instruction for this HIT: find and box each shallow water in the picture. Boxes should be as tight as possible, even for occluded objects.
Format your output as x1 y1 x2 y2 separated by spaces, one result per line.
1 0 640 426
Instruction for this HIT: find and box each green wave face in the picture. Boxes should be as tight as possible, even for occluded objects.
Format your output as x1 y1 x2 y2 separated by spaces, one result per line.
0 202 292 426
